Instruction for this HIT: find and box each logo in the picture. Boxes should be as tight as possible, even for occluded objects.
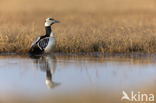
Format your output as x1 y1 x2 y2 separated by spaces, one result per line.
121 91 154 102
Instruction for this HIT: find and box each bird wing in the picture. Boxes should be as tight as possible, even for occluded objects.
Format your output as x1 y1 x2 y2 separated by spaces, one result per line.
37 37 49 50
31 37 41 47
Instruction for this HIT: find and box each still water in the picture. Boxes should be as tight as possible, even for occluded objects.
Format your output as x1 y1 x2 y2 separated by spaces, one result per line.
0 55 156 103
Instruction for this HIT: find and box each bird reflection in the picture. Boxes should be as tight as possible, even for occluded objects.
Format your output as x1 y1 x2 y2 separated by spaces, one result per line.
31 54 60 89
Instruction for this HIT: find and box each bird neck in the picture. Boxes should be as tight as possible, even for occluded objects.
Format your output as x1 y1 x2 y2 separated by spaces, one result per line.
45 26 54 37
46 69 52 80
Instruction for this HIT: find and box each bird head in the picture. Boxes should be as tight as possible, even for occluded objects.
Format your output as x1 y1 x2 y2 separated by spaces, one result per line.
45 18 60 27
45 79 60 89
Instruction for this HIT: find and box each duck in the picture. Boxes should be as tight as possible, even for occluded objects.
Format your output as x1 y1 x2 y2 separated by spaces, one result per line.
28 18 60 55
33 55 60 89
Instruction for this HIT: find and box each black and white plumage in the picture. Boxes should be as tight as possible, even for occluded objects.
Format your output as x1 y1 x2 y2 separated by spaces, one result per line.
29 18 60 55
33 55 60 89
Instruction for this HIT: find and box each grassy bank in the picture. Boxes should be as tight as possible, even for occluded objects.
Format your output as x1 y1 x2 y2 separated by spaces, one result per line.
0 0 156 54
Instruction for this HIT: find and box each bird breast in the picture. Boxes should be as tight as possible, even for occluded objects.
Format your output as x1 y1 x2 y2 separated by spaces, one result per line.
45 37 56 53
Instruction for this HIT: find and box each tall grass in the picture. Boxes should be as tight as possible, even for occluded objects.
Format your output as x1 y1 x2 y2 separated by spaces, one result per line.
0 0 156 54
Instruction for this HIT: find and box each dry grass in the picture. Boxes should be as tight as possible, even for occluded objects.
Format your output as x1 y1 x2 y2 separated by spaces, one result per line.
0 0 156 54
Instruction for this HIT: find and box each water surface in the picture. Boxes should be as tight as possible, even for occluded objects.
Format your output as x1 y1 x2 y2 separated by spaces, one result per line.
0 55 156 103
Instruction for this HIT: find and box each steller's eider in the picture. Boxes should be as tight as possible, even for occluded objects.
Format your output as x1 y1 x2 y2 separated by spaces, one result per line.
29 18 60 55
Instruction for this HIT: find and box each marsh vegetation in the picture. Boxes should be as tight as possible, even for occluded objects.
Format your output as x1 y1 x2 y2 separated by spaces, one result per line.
0 0 156 53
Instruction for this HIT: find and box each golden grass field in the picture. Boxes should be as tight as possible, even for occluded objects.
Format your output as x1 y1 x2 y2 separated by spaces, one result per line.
0 0 156 54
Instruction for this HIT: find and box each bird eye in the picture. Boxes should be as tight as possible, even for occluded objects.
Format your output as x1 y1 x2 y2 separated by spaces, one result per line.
49 18 53 20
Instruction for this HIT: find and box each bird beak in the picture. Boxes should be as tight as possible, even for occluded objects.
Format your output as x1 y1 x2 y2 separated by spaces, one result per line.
55 20 60 23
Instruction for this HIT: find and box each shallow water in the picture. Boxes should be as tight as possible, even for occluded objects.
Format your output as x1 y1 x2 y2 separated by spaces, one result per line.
0 55 156 103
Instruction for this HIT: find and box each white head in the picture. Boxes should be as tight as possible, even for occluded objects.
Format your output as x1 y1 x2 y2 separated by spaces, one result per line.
45 79 60 89
44 18 60 27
